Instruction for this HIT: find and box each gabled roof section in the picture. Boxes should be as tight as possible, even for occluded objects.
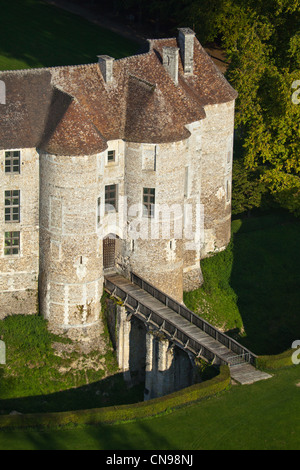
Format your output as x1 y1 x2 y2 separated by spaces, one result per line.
0 69 54 150
0 32 237 156
148 37 238 107
41 94 107 156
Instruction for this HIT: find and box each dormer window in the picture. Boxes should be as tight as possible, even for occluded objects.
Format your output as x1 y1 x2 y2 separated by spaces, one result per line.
5 151 20 174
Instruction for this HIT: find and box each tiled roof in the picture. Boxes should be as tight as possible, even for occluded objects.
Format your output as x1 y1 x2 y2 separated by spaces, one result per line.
0 35 237 156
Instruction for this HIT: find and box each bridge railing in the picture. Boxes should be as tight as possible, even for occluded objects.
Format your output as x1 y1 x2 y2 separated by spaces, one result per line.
104 276 227 366
130 272 257 366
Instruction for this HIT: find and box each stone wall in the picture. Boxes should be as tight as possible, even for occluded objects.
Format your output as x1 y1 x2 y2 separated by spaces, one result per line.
115 306 195 400
39 151 103 337
183 120 203 291
123 140 187 302
200 101 235 258
0 148 39 318
0 99 236 333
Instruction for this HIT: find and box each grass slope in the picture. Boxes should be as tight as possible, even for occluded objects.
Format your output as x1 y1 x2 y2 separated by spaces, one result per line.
184 210 300 355
0 366 299 450
0 315 143 414
0 0 139 71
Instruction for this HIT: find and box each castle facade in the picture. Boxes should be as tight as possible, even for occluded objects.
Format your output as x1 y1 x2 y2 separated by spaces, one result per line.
0 29 237 337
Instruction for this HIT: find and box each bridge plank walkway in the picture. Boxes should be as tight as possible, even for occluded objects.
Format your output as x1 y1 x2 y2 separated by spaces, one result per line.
105 274 272 385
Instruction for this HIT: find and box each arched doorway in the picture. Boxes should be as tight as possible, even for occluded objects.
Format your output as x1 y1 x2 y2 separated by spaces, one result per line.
103 234 119 270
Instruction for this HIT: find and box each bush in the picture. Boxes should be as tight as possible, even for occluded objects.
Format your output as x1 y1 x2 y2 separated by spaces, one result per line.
257 350 294 370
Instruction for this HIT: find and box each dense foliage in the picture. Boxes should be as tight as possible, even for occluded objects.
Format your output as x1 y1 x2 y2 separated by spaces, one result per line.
95 0 300 215
194 0 300 215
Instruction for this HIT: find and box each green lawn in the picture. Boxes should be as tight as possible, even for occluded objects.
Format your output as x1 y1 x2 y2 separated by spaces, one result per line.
184 210 300 355
0 0 139 71
0 365 299 450
1 0 299 452
0 315 143 414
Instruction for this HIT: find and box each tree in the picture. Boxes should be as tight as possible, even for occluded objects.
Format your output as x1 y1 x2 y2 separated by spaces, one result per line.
190 0 300 215
231 153 269 216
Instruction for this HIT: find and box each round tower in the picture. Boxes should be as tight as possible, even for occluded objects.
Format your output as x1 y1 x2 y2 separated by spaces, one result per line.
39 151 103 340
123 140 187 303
200 101 235 257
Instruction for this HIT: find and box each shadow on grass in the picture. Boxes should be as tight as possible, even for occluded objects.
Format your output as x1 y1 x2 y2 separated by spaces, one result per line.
0 416 172 450
229 210 300 355
0 372 144 415
0 0 139 71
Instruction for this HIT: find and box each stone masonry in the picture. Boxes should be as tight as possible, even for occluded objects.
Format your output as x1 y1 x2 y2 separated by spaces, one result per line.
0 28 237 340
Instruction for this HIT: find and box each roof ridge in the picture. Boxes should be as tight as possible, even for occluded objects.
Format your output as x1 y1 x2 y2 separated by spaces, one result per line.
147 37 177 49
115 49 152 63
0 62 96 75
128 73 156 90
1 35 237 155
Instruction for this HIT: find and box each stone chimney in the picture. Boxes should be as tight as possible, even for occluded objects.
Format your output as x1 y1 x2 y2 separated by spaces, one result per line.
178 28 195 74
98 55 114 84
162 47 179 85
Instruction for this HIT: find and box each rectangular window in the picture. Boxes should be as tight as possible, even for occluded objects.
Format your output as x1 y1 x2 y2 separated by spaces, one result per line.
5 151 20 174
227 150 232 164
5 190 20 223
142 145 156 171
226 180 231 202
97 197 101 225
143 188 155 218
107 150 115 162
105 184 118 212
4 231 20 256
184 167 189 198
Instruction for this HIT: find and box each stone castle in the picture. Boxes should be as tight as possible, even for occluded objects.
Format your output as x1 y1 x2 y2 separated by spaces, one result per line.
0 28 237 339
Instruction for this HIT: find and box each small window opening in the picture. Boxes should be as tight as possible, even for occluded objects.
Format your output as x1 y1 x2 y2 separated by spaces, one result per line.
107 150 115 162
97 197 101 225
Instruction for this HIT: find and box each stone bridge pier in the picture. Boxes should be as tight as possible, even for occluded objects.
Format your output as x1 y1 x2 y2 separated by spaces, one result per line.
116 305 195 400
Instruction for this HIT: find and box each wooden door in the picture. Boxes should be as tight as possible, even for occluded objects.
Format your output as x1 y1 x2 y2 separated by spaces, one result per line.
103 237 116 269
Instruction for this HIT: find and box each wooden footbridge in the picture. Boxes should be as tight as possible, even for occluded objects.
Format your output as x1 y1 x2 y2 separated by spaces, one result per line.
104 272 272 385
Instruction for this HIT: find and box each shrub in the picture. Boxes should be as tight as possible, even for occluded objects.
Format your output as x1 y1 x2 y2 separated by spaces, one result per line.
257 349 294 370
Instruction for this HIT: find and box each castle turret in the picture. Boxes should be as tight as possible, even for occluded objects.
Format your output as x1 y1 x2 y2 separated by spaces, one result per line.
39 150 103 339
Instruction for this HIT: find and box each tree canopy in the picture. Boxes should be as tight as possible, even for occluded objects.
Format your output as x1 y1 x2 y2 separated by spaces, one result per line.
187 0 300 215
78 0 300 214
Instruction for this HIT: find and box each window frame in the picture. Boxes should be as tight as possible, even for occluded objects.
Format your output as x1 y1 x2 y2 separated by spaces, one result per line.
227 149 232 165
97 196 101 226
107 150 116 163
5 151 21 174
4 231 20 256
184 166 189 198
143 187 155 218
105 184 118 213
4 190 20 223
226 180 231 202
142 144 157 171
